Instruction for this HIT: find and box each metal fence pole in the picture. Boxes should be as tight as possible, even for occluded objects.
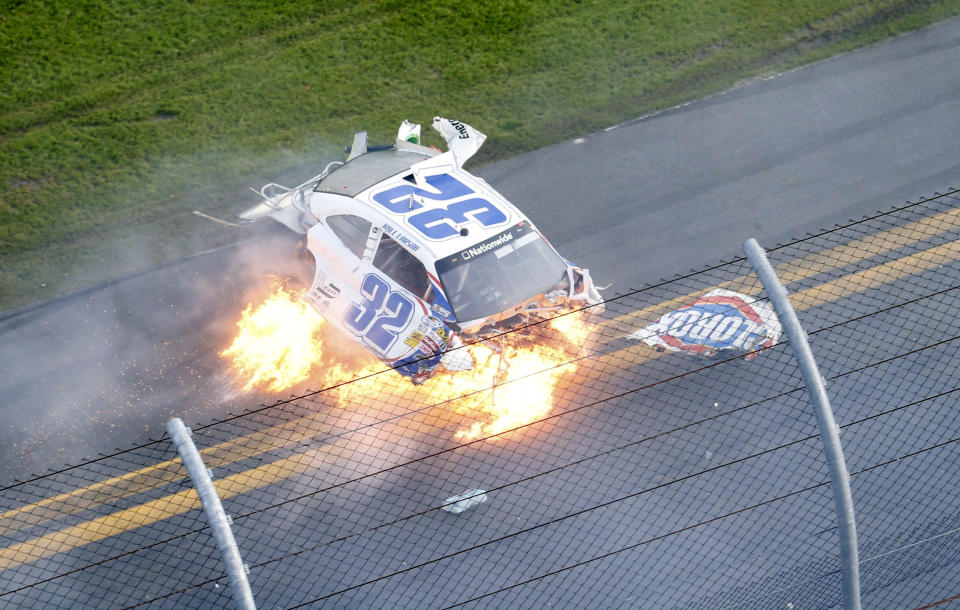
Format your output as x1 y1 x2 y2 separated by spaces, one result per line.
166 418 257 610
743 238 861 610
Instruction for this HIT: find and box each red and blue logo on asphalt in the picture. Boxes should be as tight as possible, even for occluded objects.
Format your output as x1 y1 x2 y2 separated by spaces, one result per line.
634 289 781 359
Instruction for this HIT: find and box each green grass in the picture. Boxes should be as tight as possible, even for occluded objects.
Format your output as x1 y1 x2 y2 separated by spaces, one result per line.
2 0 959 311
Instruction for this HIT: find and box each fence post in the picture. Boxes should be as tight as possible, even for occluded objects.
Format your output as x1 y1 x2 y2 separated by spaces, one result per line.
166 418 257 610
743 238 861 610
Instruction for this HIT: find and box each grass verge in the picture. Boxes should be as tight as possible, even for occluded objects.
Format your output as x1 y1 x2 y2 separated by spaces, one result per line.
2 0 960 311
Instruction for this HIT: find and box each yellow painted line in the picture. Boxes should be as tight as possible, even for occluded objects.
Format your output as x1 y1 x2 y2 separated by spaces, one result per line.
0 415 330 539
483 238 960 443
0 488 200 572
0 460 185 538
599 204 960 333
0 435 352 572
787 237 960 308
591 239 960 379
3 211 960 574
0 387 460 573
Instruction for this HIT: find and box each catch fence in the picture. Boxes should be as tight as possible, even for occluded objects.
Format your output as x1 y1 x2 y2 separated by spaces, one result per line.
1 188 959 608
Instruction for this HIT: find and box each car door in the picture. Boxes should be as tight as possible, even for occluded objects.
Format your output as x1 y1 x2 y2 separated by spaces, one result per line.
349 229 448 363
366 231 462 376
306 212 434 363
303 212 369 322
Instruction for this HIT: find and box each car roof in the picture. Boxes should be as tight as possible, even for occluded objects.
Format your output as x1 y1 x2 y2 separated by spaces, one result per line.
313 148 530 265
313 148 435 197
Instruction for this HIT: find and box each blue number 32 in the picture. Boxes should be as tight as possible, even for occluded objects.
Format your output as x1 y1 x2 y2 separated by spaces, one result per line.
372 173 507 240
344 274 415 354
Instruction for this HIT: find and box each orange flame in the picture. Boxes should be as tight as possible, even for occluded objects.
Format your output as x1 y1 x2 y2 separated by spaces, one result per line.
223 283 591 440
220 284 328 392
446 315 587 441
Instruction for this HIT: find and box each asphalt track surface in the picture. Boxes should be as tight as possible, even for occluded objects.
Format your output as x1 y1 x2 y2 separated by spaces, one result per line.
2 15 960 609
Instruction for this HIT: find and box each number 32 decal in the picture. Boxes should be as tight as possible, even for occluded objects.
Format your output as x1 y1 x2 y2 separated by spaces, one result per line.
371 173 507 240
344 274 415 354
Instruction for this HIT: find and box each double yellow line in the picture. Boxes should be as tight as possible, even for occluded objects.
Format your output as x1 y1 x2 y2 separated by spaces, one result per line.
2 204 960 576
596 204 960 335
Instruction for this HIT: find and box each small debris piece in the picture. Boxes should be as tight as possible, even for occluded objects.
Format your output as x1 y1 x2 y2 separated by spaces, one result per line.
442 489 488 514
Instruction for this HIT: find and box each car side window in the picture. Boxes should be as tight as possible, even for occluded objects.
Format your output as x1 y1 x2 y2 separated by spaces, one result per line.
373 235 431 298
327 214 372 258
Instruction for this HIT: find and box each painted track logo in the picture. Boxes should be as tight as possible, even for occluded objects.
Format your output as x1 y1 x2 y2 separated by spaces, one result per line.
630 289 782 359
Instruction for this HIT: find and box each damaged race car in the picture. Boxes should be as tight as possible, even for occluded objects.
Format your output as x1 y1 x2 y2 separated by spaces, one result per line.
228 117 603 382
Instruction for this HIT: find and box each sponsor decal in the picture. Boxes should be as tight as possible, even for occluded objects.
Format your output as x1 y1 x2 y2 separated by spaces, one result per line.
307 294 331 311
308 272 339 307
420 334 442 356
401 316 450 356
432 319 449 343
319 282 340 298
426 281 455 321
449 119 471 139
393 315 460 379
631 289 782 359
461 231 514 261
437 222 538 273
382 223 420 252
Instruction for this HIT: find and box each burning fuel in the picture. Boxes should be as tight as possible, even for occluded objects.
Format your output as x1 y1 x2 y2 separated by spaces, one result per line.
220 284 327 392
443 334 579 441
222 283 592 440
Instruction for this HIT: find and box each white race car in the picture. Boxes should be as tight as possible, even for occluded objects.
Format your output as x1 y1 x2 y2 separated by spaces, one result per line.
234 117 602 382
